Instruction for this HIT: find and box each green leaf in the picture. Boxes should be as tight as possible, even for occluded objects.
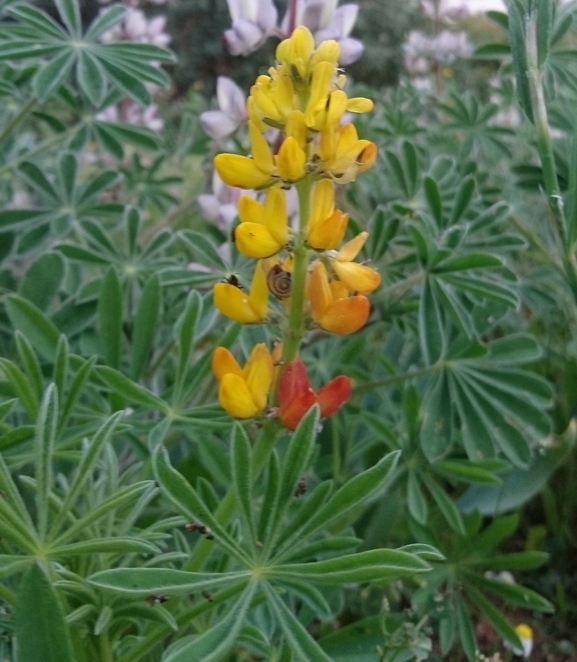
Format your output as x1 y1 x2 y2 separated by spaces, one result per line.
152 445 252 565
85 4 126 40
432 460 504 485
77 51 107 106
231 425 256 547
277 578 333 619
420 371 453 462
6 296 60 360
56 244 110 265
407 470 428 524
536 0 553 66
95 366 169 412
508 0 534 122
54 0 81 36
179 231 228 269
0 358 39 419
98 58 151 106
265 406 320 552
8 5 67 39
88 567 250 596
271 548 430 584
33 50 75 101
422 475 465 534
471 551 549 571
162 583 256 662
419 279 445 364
424 176 443 226
15 332 43 398
455 594 477 662
264 583 333 662
15 564 74 662
35 384 58 539
50 538 159 557
485 334 542 363
59 356 96 431
20 252 64 311
274 452 398 560
129 273 162 381
434 253 502 273
0 209 51 232
50 411 123 538
100 121 161 151
173 290 203 401
466 572 554 612
98 267 123 369
18 162 59 202
465 583 523 650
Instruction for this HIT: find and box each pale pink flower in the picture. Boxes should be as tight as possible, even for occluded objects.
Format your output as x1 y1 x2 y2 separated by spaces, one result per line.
197 172 254 231
200 77 248 140
223 0 278 56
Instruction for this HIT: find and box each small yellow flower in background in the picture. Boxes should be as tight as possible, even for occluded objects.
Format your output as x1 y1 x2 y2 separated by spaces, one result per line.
213 261 269 323
513 624 534 658
307 260 370 335
235 187 289 258
212 344 273 418
330 231 381 294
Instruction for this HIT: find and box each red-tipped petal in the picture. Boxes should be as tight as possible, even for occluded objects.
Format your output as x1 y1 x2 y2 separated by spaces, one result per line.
316 376 352 418
278 358 313 411
279 391 317 430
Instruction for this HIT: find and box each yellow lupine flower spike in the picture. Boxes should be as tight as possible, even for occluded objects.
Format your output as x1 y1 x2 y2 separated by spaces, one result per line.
235 188 289 258
331 231 381 295
213 261 269 323
212 344 274 419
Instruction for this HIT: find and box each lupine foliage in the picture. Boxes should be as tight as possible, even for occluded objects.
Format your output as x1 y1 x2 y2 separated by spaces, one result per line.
0 0 575 660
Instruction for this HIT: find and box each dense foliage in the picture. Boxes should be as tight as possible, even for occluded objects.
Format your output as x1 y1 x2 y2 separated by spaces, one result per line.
0 0 576 660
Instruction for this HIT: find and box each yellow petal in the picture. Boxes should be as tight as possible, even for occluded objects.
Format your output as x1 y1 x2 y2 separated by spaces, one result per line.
305 61 334 127
235 223 283 258
285 110 307 149
213 283 264 323
251 83 283 126
248 261 269 320
318 296 370 335
243 343 273 411
325 90 348 127
310 40 340 68
264 187 289 245
212 347 243 383
332 261 381 295
276 136 306 182
310 180 335 224
289 26 315 79
307 209 348 250
337 231 369 262
307 261 332 322
346 97 374 113
238 195 266 225
219 373 260 418
249 121 275 175
214 154 272 190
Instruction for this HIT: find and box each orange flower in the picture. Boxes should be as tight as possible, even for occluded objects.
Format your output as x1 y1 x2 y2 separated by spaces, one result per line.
278 358 351 430
307 261 370 335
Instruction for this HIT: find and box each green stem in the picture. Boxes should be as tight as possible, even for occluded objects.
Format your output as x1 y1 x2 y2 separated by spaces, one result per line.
526 13 567 249
184 421 280 572
0 97 36 149
280 177 313 365
98 632 114 662
353 363 443 394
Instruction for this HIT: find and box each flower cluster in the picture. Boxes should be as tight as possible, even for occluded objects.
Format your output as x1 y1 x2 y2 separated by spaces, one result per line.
223 0 364 65
211 26 379 428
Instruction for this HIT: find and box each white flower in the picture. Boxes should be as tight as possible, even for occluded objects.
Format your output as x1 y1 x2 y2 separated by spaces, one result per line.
282 0 364 65
200 77 247 141
505 624 534 658
223 0 278 56
197 172 253 230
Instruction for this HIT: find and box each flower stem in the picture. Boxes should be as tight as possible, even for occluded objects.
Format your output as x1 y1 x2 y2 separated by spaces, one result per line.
280 177 312 366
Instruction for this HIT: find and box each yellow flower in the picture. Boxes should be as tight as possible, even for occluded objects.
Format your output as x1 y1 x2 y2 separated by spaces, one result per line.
235 187 289 258
306 180 348 250
212 343 273 418
317 123 378 183
330 232 381 294
215 121 306 189
213 261 269 323
307 261 370 335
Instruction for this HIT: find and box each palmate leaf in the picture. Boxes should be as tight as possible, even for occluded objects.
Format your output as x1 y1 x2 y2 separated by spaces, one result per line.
420 334 552 466
2 0 175 104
